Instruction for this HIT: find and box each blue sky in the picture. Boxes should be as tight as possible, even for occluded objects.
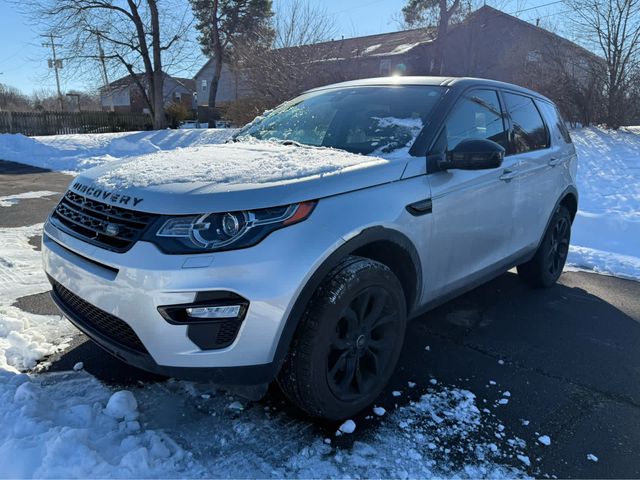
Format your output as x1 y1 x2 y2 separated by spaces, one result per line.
0 0 568 95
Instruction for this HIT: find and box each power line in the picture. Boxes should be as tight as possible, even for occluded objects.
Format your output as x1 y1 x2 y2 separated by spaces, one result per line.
506 0 564 16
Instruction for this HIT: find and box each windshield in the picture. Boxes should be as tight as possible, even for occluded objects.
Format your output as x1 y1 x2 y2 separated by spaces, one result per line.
236 85 445 158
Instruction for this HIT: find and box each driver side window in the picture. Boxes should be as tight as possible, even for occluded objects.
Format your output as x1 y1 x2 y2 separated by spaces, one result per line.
444 90 508 151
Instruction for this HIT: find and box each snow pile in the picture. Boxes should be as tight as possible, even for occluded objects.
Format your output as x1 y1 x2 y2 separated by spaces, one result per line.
569 127 640 280
0 129 236 173
0 371 197 478
0 222 200 477
94 140 388 189
0 224 75 371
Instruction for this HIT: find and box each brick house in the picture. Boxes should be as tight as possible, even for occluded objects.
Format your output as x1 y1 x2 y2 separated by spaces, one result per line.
100 73 196 114
194 6 602 123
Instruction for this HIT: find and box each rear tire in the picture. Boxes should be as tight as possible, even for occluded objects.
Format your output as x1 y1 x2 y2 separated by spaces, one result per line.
517 205 571 288
277 256 407 420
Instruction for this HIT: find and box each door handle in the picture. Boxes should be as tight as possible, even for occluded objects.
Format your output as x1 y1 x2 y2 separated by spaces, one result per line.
548 157 563 167
499 169 518 182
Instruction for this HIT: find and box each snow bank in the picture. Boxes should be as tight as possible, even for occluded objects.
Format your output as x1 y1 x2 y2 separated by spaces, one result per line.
0 371 195 478
0 224 75 372
0 129 236 173
569 127 640 280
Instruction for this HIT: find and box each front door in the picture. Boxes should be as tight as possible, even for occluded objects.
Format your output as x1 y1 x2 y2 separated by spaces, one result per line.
424 89 518 300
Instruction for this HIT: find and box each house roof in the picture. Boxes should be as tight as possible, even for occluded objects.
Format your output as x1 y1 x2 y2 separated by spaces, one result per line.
464 6 602 63
194 27 436 78
102 73 196 93
194 5 602 79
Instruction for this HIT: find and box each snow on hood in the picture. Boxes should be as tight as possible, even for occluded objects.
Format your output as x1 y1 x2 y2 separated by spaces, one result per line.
75 140 407 214
93 140 388 189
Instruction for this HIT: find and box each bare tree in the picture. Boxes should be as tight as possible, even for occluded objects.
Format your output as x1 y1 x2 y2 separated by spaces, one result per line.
23 0 195 129
30 88 99 111
565 0 640 128
273 0 337 48
0 83 33 112
224 0 342 125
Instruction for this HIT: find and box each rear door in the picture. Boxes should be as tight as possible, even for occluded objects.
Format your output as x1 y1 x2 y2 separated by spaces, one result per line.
425 89 519 299
501 92 565 252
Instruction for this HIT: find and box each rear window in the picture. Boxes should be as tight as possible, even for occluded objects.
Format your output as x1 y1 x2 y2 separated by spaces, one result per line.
503 92 549 154
237 86 446 158
536 100 573 144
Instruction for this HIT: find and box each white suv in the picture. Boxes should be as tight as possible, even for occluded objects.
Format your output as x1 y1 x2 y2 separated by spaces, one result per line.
43 77 577 420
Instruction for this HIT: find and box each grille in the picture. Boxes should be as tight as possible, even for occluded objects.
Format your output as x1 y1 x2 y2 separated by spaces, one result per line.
51 190 155 252
51 278 148 354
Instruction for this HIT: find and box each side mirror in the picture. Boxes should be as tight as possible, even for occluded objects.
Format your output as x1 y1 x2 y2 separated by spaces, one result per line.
439 139 505 171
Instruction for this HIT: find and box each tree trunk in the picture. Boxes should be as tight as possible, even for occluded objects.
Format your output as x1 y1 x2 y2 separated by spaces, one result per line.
205 0 223 127
207 57 223 126
433 0 460 75
149 0 166 129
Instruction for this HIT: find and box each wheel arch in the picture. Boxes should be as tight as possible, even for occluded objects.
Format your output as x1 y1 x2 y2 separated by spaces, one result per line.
271 226 422 370
534 185 579 253
560 189 578 222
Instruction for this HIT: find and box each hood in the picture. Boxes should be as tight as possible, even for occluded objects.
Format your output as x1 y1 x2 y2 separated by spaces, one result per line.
70 140 408 214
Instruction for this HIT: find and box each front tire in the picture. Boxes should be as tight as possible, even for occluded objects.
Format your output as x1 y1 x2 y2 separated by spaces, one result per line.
277 256 407 420
517 205 572 288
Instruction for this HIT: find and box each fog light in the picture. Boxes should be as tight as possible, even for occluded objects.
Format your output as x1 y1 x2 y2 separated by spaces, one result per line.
186 305 242 319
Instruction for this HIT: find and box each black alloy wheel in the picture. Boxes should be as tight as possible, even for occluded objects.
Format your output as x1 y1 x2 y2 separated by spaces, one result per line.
327 286 400 402
277 256 407 420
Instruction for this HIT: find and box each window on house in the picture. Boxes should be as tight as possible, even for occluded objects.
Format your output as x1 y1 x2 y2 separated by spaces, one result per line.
526 51 542 63
503 92 549 153
175 92 182 101
379 59 391 76
201 79 207 92
443 89 508 152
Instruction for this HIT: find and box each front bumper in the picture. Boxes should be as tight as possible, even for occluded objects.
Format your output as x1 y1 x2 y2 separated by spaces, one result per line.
42 213 343 382
48 277 277 384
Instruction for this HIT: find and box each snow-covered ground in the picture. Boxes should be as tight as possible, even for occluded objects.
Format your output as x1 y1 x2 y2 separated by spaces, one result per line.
567 127 640 280
0 126 637 477
0 129 236 173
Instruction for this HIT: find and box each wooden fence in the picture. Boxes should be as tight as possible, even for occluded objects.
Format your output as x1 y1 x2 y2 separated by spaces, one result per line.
0 110 153 136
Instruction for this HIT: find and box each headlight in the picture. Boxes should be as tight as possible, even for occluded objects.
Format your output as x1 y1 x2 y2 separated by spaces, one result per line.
148 201 317 254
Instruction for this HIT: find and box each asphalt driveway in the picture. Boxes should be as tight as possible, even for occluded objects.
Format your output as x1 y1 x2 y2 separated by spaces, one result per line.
2 159 640 478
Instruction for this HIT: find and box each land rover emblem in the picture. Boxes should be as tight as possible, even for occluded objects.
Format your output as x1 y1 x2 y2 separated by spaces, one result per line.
105 223 120 236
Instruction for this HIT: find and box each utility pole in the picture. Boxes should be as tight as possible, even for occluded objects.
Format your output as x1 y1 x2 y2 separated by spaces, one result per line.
90 29 114 112
41 33 64 111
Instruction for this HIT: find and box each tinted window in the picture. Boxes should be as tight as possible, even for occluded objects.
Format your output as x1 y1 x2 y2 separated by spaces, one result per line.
238 86 445 157
536 100 572 144
444 89 508 151
503 92 549 153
